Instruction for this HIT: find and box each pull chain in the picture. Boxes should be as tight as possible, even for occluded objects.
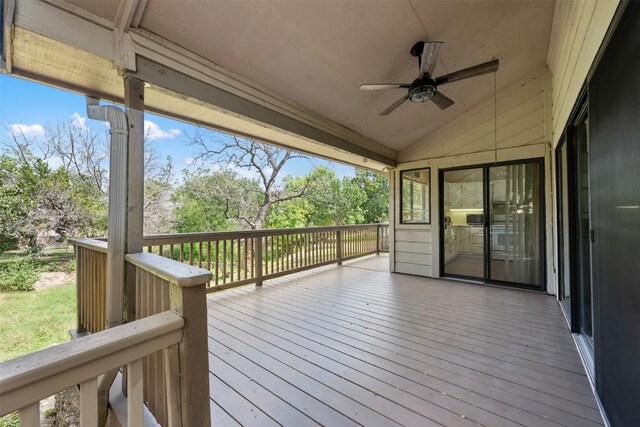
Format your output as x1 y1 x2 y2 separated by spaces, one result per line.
494 70 498 164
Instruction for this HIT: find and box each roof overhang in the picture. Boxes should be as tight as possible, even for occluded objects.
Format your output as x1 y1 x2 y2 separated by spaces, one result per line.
2 0 557 171
2 0 396 170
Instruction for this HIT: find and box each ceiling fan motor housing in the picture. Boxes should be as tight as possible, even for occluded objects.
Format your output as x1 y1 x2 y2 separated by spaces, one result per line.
409 79 437 103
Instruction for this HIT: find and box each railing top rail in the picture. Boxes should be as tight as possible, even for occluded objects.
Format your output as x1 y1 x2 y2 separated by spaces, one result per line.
0 311 183 416
142 223 385 245
69 238 108 253
125 252 213 287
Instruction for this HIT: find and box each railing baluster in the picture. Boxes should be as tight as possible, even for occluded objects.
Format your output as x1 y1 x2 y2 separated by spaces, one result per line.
127 358 144 427
19 402 39 427
229 239 234 282
80 377 98 426
215 241 219 288
198 242 203 268
222 240 227 283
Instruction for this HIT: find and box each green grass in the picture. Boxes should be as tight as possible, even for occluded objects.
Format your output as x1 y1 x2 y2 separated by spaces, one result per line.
0 247 74 265
0 283 76 361
0 255 76 426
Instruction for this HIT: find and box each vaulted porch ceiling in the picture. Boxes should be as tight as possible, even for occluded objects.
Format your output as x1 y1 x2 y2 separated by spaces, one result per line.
4 0 555 169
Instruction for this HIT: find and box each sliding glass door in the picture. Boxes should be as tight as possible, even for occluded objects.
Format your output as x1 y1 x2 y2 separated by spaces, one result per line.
442 168 485 280
441 159 545 289
488 162 543 287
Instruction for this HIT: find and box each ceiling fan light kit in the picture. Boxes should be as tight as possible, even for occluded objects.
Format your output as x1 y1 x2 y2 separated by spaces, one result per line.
360 40 499 116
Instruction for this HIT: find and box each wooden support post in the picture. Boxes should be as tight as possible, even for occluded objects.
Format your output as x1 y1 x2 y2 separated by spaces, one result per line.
169 280 211 426
376 225 381 254
336 230 343 265
118 76 145 401
255 237 263 286
124 75 145 324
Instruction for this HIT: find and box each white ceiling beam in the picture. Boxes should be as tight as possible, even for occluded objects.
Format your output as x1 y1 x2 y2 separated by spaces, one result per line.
133 56 396 167
115 0 146 33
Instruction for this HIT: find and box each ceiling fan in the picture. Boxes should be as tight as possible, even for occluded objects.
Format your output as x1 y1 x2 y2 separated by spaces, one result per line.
360 41 499 116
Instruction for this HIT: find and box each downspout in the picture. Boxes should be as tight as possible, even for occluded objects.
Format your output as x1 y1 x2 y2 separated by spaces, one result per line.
86 96 129 329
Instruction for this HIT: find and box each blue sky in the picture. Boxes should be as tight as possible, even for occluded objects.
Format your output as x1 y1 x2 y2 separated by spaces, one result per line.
0 74 356 181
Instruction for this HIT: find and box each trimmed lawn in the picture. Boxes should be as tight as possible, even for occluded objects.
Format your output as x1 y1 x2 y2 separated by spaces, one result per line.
0 283 76 362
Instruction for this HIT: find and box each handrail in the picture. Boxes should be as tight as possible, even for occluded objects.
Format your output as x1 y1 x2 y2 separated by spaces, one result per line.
69 237 108 253
0 311 183 421
142 223 385 245
125 252 213 287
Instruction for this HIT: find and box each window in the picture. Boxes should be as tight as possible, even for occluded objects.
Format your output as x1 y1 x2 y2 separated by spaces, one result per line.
401 168 430 224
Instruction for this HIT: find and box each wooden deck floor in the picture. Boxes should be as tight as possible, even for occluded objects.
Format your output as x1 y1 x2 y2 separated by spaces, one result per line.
206 255 602 427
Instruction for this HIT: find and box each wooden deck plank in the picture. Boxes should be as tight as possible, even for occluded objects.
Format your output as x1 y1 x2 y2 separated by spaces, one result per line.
210 400 242 427
238 279 591 384
210 353 318 426
270 271 585 363
209 373 279 426
210 296 602 426
210 336 360 426
209 312 444 426
284 271 582 352
211 300 550 427
209 329 392 426
207 255 603 427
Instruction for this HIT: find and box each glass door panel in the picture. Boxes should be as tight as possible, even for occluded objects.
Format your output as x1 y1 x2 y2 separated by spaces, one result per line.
488 162 543 287
557 140 572 315
442 168 485 279
575 114 593 344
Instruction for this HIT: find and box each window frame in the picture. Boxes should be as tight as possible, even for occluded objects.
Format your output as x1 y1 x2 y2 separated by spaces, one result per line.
399 167 431 225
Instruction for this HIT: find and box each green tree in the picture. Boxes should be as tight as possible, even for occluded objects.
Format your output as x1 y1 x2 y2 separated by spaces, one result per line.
352 170 389 223
304 166 367 225
0 153 105 252
172 167 270 232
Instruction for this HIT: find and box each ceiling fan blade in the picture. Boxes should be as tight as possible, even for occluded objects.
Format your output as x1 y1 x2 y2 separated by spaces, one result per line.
419 41 444 78
435 59 499 85
430 91 455 110
379 94 409 116
360 84 411 90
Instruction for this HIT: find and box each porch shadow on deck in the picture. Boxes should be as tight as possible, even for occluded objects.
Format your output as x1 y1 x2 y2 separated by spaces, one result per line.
206 254 602 427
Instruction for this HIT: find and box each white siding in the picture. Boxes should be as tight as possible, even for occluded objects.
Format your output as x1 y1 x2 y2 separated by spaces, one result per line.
394 228 432 277
547 0 620 147
392 70 554 288
399 69 550 162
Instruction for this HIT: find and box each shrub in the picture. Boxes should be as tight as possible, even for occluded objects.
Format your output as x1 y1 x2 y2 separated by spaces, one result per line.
0 259 40 292
62 258 76 273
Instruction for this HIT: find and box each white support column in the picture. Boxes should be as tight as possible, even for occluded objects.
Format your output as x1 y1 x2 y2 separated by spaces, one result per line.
124 76 145 323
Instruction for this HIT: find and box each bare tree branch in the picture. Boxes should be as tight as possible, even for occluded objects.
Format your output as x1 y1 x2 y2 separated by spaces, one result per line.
187 129 309 229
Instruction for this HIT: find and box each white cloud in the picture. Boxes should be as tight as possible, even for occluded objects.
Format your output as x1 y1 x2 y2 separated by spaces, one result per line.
8 123 45 138
71 112 87 129
183 157 196 166
144 120 182 140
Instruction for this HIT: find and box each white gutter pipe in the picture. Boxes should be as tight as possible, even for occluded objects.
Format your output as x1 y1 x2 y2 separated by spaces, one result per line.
86 96 129 329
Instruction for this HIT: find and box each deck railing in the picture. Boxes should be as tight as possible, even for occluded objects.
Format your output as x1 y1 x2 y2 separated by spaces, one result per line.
71 224 387 333
142 223 388 292
71 239 108 333
0 311 183 426
125 252 212 426
66 242 213 425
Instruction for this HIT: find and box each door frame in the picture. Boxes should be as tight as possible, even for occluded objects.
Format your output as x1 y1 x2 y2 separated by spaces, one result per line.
439 157 547 291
